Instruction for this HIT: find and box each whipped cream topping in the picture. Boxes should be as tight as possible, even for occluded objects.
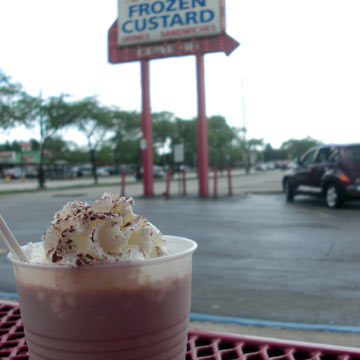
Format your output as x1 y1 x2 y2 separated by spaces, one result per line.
37 193 169 266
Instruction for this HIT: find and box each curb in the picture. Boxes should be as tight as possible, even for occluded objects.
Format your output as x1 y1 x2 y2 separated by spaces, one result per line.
190 313 360 334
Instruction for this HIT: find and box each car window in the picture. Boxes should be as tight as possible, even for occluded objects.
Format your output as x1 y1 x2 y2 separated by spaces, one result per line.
345 145 360 162
316 148 332 163
302 150 317 166
328 148 340 163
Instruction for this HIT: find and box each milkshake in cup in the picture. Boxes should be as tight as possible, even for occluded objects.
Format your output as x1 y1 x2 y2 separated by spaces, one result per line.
7 193 197 360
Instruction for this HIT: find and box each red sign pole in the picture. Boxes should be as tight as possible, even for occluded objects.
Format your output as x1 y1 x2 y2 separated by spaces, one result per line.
196 54 209 197
141 59 154 196
108 18 239 199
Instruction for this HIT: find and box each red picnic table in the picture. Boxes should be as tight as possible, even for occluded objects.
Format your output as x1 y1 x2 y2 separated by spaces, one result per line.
1 300 360 360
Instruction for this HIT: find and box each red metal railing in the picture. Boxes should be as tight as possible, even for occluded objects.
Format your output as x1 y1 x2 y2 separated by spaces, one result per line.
165 169 172 198
121 170 126 196
213 168 218 199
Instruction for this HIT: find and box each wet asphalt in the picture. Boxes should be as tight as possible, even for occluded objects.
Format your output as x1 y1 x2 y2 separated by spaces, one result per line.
0 172 360 329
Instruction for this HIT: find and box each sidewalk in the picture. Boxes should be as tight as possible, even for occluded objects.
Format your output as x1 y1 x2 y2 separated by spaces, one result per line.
190 321 360 348
0 169 284 196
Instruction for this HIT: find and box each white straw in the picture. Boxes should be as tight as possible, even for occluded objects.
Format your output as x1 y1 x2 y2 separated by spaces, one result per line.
0 215 28 262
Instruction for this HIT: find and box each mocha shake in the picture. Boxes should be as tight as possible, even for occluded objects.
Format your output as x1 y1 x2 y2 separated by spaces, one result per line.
9 193 197 360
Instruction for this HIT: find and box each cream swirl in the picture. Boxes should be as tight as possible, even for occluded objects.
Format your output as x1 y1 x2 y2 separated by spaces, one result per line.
41 193 169 266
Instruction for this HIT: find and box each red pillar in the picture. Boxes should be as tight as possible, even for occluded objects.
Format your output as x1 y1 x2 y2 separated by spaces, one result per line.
121 170 126 196
213 167 218 199
165 169 172 198
196 54 209 197
227 167 233 196
141 59 154 196
182 168 187 196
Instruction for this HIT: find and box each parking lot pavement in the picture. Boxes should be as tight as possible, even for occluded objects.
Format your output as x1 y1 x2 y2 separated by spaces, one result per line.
1 171 360 348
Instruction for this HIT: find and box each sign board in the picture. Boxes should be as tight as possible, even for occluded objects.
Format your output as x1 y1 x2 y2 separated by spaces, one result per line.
140 138 147 150
21 142 31 152
0 152 15 162
21 155 34 163
174 143 184 163
108 20 239 63
118 0 225 47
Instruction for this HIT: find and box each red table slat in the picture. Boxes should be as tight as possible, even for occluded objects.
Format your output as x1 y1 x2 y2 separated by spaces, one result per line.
1 301 360 360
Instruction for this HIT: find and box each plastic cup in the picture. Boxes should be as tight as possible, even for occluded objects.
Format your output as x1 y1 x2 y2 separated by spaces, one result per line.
8 236 197 360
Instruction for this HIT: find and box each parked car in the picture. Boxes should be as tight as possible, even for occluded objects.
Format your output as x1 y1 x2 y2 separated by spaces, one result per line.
24 167 38 179
76 166 111 177
2 168 23 179
135 165 166 180
255 162 276 171
96 167 110 177
282 144 360 208
255 163 268 171
153 165 166 178
76 167 92 177
275 161 296 170
107 165 135 175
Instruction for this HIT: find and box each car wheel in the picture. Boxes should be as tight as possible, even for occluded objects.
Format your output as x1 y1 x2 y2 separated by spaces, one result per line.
325 183 343 209
284 180 295 202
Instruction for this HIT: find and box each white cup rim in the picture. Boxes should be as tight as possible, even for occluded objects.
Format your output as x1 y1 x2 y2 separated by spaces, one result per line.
7 235 197 270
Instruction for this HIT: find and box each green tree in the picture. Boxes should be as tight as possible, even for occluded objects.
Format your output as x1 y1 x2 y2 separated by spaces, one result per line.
246 138 264 173
111 110 141 167
152 111 177 166
0 140 21 152
263 143 287 162
97 145 114 166
152 112 176 143
73 97 114 184
235 127 264 173
173 118 197 167
207 115 237 168
65 148 89 165
46 137 71 163
30 138 40 151
0 69 27 131
152 112 176 151
281 137 322 161
21 93 80 188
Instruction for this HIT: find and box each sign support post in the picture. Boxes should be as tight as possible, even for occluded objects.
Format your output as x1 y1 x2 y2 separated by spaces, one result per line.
141 59 154 196
196 54 209 197
109 0 239 198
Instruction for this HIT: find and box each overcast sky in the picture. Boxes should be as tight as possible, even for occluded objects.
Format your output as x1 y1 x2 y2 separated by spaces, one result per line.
1 0 360 148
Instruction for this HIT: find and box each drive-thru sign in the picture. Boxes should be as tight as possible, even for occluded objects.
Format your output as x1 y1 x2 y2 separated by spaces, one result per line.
109 0 239 196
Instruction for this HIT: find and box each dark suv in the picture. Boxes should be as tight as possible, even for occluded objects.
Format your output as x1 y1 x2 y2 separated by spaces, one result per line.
282 144 360 208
